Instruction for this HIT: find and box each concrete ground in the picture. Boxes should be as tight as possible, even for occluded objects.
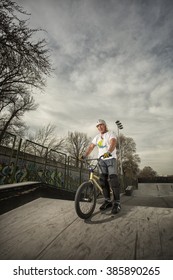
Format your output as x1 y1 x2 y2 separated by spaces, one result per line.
0 183 173 260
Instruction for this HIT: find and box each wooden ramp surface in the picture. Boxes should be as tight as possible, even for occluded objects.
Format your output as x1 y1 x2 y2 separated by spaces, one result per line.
0 187 173 260
133 183 173 197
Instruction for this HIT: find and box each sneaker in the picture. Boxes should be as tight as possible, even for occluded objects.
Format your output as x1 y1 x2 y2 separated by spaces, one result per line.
111 203 121 214
100 200 112 211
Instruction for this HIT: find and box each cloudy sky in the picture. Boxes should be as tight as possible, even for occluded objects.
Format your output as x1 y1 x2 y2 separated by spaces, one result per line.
15 0 173 175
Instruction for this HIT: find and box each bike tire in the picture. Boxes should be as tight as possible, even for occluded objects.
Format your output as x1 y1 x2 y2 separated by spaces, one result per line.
75 181 97 219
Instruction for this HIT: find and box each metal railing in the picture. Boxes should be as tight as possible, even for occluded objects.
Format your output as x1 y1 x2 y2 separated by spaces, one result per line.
0 133 89 190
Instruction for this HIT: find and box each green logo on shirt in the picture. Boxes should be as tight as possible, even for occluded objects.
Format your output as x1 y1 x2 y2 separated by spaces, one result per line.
97 139 106 149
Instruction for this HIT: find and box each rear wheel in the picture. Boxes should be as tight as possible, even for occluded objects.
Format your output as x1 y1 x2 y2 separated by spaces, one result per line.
75 181 96 219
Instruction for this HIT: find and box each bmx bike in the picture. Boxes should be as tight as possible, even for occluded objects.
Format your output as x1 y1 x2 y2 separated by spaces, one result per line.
75 156 108 219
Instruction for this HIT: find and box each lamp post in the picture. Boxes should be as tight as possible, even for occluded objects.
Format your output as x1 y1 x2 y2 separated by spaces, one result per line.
115 120 124 189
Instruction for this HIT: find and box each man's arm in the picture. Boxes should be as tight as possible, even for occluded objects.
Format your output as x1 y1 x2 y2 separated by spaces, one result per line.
108 138 117 153
84 143 95 157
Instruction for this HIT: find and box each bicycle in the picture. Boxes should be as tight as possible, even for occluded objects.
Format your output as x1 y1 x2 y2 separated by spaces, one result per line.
75 156 109 219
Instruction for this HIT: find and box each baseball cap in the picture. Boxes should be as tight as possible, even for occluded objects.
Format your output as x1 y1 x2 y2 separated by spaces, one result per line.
96 119 106 127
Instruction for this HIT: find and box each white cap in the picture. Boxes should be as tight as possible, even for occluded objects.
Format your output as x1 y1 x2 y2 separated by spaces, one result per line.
96 119 106 127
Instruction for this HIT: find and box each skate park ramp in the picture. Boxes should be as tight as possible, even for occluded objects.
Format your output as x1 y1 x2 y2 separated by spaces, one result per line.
0 182 173 260
133 183 173 197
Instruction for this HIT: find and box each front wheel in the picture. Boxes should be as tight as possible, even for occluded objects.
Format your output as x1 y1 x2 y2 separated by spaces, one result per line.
75 181 97 219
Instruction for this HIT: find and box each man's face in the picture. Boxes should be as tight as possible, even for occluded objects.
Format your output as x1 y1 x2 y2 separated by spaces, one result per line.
97 123 106 134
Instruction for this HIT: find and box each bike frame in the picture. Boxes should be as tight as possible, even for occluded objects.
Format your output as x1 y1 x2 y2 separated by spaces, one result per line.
89 170 103 194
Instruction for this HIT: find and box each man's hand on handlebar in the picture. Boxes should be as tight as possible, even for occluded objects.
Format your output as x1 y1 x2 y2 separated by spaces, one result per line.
103 152 112 158
79 154 87 161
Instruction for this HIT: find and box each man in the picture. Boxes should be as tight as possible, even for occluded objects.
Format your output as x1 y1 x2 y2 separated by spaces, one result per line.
82 119 121 214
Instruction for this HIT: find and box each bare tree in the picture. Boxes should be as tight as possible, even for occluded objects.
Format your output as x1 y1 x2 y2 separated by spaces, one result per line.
26 124 65 157
118 134 141 180
0 87 37 142
123 153 141 178
0 0 52 141
138 166 158 178
66 131 91 167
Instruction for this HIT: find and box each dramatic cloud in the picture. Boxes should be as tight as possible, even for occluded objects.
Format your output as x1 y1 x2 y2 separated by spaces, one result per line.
16 0 173 175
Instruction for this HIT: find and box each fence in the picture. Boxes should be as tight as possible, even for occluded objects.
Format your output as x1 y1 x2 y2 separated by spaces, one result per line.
0 133 88 191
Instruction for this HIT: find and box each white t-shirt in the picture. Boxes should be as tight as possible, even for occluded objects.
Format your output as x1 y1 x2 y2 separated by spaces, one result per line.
92 131 117 160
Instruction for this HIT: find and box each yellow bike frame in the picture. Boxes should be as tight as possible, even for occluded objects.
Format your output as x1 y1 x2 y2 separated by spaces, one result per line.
89 171 103 194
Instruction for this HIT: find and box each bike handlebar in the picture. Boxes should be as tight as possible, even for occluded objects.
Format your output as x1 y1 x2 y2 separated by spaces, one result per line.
79 155 103 163
79 155 110 171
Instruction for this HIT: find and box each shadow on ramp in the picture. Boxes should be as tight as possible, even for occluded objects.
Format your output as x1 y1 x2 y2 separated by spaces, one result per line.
84 210 119 224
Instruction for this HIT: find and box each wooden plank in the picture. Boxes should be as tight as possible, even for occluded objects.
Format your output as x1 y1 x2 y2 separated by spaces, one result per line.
135 207 163 259
0 198 77 259
37 203 138 260
157 208 173 259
